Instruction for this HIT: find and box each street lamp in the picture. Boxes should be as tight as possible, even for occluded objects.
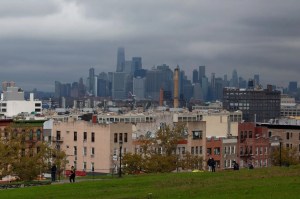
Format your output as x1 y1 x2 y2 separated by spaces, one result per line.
118 140 123 178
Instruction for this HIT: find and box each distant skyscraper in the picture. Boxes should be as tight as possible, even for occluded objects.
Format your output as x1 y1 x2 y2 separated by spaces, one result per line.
288 81 298 93
230 69 239 88
132 57 142 73
192 69 199 84
88 68 96 95
254 74 260 86
116 47 125 72
199 66 205 79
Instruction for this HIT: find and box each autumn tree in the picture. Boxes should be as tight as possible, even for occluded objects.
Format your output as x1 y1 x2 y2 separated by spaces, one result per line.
124 123 202 173
271 146 300 166
0 126 66 181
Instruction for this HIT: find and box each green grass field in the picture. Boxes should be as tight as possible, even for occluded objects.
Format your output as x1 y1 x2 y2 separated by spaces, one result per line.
1 166 300 199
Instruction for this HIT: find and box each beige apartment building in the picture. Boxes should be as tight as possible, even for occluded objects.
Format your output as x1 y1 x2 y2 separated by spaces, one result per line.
52 119 133 174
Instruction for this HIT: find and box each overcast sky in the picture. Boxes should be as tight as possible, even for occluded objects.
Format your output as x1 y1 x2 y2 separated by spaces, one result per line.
0 0 299 92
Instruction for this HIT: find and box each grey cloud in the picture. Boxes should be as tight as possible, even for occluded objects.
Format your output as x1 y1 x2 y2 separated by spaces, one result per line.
0 0 300 91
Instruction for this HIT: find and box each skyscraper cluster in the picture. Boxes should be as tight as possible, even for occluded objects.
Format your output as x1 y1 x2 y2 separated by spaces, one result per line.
53 47 298 108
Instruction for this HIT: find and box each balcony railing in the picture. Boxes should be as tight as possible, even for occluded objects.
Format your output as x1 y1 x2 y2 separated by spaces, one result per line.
51 137 64 142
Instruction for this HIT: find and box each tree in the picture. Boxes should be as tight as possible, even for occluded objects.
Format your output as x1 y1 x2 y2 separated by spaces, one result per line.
123 123 202 173
271 146 300 166
0 126 67 181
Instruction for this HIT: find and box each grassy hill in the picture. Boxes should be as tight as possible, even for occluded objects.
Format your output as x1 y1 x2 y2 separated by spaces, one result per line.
1 166 300 199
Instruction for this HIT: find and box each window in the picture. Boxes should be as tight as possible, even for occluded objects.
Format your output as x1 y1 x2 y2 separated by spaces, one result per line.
30 130 34 140
200 146 203 154
250 146 253 154
91 132 95 142
260 147 263 155
91 147 95 156
84 132 87 141
207 148 212 155
114 133 118 143
56 131 61 140
214 147 220 155
74 146 77 156
83 162 87 171
192 131 202 139
195 146 198 154
240 131 243 139
119 133 123 142
182 147 185 154
286 132 289 140
265 147 268 154
224 146 227 154
191 147 194 154
91 162 94 172
269 131 272 138
249 131 252 138
36 129 41 141
244 131 247 139
74 132 77 141
83 147 87 156
124 133 128 142
240 147 243 155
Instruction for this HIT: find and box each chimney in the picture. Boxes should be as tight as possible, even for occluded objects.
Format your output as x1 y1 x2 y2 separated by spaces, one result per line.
159 88 164 106
173 66 179 108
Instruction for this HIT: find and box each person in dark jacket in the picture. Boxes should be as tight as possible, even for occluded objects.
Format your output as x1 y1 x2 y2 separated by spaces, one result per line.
211 158 216 172
51 164 57 182
69 166 76 183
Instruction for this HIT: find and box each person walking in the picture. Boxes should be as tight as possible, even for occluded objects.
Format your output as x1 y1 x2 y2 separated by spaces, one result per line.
207 157 213 172
211 158 216 172
51 164 57 182
69 166 76 183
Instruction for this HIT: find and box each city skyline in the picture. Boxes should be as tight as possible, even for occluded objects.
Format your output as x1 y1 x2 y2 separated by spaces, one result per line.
0 0 300 91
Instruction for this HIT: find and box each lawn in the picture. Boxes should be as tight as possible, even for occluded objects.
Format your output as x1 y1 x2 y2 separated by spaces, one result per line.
1 166 300 199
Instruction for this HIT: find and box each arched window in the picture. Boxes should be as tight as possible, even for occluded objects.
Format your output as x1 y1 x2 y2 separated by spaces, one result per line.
36 129 41 141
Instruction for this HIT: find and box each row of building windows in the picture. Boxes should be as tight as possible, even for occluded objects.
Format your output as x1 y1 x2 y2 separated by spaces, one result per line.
191 146 203 155
239 146 268 155
240 131 253 139
73 146 95 156
114 133 128 143
224 146 236 155
207 147 221 155
73 131 95 142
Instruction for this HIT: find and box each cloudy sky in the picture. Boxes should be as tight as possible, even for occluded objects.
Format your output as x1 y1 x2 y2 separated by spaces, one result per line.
0 0 299 92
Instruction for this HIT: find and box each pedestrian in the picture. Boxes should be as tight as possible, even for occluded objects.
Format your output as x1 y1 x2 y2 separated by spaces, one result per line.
51 164 57 182
233 161 239 170
211 158 216 172
69 166 76 183
207 157 212 172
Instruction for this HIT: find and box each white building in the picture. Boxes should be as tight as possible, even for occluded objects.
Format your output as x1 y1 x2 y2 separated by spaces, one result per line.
0 87 42 117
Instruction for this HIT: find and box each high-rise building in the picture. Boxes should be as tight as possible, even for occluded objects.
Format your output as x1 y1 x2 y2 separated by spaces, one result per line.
124 60 133 74
192 69 199 84
288 81 298 93
230 69 239 88
116 47 125 72
223 86 281 122
88 68 96 95
145 64 173 101
133 77 145 100
132 57 142 73
199 66 205 79
254 74 260 87
112 72 131 100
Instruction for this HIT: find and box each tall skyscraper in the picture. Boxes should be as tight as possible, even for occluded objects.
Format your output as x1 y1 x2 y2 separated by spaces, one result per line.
230 69 239 88
132 57 142 73
88 68 96 95
116 47 125 72
199 66 206 79
288 81 298 93
192 69 199 84
254 74 260 87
